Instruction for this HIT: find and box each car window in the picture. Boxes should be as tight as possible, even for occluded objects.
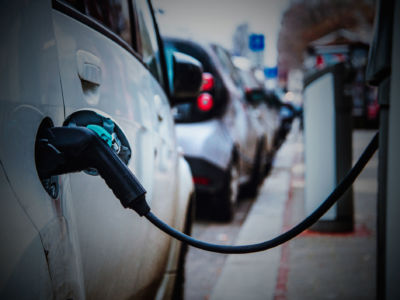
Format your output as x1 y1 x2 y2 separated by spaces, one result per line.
135 0 165 86
60 0 132 46
57 0 167 87
213 45 243 88
60 0 85 11
85 0 132 45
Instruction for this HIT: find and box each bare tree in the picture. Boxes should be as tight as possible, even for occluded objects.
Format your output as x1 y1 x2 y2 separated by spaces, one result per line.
277 0 375 76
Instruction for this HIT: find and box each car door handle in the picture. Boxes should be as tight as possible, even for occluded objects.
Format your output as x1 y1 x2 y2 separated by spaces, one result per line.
76 50 102 86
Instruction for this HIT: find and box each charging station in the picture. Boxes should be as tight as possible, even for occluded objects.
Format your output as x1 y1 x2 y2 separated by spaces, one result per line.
366 0 400 299
303 62 354 232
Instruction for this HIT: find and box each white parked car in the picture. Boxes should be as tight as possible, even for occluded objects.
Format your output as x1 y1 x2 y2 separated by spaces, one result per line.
164 38 265 221
0 1 201 299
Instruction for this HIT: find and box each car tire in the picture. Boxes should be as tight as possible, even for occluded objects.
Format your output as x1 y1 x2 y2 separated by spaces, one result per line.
241 139 265 198
264 156 273 177
214 161 239 222
172 195 194 300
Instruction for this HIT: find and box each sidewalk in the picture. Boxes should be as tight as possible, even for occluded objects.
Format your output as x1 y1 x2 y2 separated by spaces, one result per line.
210 123 378 300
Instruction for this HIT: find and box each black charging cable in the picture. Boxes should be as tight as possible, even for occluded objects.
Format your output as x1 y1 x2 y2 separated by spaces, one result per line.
37 126 378 254
145 131 379 253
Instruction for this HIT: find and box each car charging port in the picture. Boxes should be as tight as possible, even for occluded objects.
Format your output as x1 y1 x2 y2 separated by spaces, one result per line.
35 118 59 199
34 119 150 216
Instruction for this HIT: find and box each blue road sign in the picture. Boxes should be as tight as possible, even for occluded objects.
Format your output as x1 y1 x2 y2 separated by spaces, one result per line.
249 34 265 52
264 67 278 79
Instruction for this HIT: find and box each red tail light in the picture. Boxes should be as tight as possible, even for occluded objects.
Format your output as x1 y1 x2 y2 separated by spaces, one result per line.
197 93 214 112
201 72 214 91
193 176 210 185
316 55 325 69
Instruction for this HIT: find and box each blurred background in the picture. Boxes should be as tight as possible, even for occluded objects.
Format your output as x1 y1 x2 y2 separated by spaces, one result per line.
154 0 376 117
152 1 379 299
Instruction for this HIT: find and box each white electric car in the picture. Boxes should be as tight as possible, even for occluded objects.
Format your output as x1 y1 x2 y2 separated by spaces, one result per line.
164 38 265 221
0 1 201 299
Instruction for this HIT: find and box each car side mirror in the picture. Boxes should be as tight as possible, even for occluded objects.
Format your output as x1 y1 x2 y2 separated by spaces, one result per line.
169 51 203 103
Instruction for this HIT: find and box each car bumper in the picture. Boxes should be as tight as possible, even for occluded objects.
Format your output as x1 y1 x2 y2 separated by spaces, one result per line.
175 119 233 170
184 156 226 197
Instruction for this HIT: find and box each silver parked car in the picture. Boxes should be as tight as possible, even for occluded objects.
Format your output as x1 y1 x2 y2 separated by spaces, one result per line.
232 56 282 167
164 37 265 221
0 0 202 299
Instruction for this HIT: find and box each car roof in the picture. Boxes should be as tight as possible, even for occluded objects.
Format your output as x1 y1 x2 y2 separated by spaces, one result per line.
163 36 221 75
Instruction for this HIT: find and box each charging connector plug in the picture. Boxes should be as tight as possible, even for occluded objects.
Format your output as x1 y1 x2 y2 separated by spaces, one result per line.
35 125 379 254
36 126 150 216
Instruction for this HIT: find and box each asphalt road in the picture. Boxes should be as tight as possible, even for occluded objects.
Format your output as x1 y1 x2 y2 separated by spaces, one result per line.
184 197 255 300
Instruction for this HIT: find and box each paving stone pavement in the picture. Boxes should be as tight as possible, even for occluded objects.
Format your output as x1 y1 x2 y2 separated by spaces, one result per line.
210 124 378 300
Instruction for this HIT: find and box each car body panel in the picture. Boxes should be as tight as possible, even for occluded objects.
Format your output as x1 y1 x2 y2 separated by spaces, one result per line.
0 166 53 299
0 2 85 298
175 119 233 171
210 44 260 182
232 56 282 155
0 0 66 232
155 155 194 300
0 1 193 299
52 7 183 299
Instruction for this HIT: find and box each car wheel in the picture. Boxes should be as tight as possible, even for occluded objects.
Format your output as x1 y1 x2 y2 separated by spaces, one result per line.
264 155 273 177
215 162 239 221
172 195 194 300
241 139 265 198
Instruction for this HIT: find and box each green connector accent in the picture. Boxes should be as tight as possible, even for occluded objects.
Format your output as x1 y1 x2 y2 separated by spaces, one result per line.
87 124 112 147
